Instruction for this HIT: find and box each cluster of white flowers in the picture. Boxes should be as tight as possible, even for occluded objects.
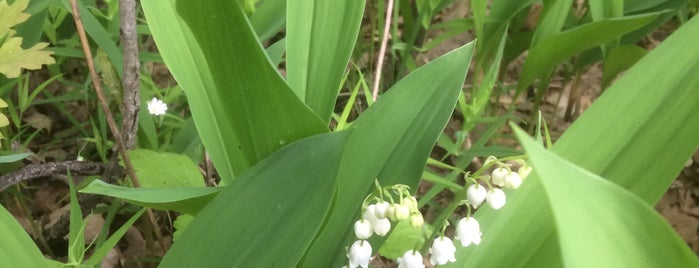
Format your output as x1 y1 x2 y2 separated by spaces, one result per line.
346 160 532 267
347 184 425 268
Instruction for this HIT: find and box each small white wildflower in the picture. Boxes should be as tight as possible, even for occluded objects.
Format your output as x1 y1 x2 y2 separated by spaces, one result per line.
429 236 456 265
373 218 391 236
348 240 372 268
466 183 487 208
455 217 482 247
409 213 424 228
397 250 425 268
147 97 167 116
76 155 84 162
486 188 506 210
504 172 523 189
490 167 508 187
374 201 390 219
354 219 373 240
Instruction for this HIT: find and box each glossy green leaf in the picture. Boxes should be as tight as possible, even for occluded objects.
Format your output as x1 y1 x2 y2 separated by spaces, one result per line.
303 42 474 267
286 0 366 123
0 205 45 267
126 149 203 188
602 45 647 87
514 127 699 267
519 12 660 90
160 131 349 267
142 0 327 183
448 14 699 268
80 180 220 215
249 0 286 41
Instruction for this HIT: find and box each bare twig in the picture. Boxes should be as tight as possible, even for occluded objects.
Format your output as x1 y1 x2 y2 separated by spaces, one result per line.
119 0 140 149
371 0 395 101
0 161 119 192
69 0 140 188
70 0 168 251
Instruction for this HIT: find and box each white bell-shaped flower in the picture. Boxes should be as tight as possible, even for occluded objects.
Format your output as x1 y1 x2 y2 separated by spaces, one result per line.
394 204 410 221
363 204 379 224
354 219 373 239
373 218 391 236
504 172 522 189
518 165 532 179
374 201 390 219
466 183 487 208
397 250 425 268
404 196 419 211
429 236 456 265
490 167 508 187
409 213 424 228
348 240 372 268
486 188 506 210
455 217 482 247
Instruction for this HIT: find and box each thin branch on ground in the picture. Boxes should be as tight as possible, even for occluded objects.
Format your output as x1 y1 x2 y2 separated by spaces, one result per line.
119 0 140 149
0 161 120 192
371 0 395 102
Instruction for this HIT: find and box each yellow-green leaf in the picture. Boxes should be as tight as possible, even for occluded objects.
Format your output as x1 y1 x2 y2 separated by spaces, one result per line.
0 0 30 37
0 113 8 127
0 37 55 78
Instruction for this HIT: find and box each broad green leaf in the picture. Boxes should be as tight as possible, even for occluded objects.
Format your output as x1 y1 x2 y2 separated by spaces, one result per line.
514 127 699 267
160 131 349 267
0 205 45 267
249 0 286 41
0 98 6 108
80 180 220 215
126 149 204 188
0 37 54 78
286 0 366 123
303 43 474 267
85 208 145 266
602 45 647 87
518 12 660 91
449 14 699 268
142 0 327 183
379 221 434 259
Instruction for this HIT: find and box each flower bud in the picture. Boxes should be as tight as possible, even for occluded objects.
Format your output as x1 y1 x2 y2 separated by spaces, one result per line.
409 213 424 228
504 172 522 189
394 204 410 221
518 165 532 179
